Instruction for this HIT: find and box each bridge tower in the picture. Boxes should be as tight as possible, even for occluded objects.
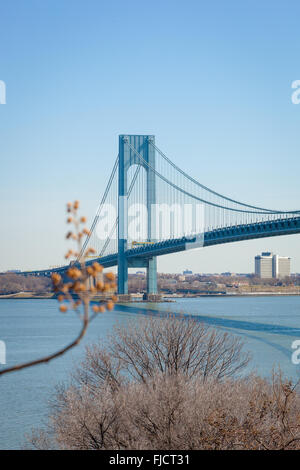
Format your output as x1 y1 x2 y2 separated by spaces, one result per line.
118 135 157 297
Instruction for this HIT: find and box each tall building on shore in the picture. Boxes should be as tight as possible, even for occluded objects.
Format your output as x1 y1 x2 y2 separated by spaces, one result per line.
255 252 273 278
255 252 291 279
272 255 291 279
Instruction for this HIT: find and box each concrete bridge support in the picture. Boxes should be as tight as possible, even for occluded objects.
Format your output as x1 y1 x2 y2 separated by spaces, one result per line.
117 135 157 296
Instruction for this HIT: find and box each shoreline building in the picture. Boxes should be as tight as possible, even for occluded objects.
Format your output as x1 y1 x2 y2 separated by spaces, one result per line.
255 252 273 278
255 252 291 279
272 255 291 279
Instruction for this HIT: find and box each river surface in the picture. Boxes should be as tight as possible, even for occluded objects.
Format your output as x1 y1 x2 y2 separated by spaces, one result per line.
0 296 300 449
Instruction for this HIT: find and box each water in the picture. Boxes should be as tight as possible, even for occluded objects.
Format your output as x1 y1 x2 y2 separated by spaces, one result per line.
0 296 300 449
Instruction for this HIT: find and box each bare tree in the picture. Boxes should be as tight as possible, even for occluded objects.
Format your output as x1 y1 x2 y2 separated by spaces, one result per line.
27 369 300 450
74 314 250 389
25 315 256 450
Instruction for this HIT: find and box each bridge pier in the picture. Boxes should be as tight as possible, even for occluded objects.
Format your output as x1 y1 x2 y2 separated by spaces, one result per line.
147 257 157 294
117 252 128 295
123 256 157 296
117 134 157 296
117 257 158 296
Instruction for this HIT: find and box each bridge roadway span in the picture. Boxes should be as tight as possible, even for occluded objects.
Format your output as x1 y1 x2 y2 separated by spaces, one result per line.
23 216 300 277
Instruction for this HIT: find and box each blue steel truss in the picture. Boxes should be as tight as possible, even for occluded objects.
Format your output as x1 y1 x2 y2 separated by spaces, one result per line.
23 216 300 279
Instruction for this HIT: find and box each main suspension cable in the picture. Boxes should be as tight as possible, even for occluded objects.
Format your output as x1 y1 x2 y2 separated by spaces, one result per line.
149 141 300 214
126 141 300 215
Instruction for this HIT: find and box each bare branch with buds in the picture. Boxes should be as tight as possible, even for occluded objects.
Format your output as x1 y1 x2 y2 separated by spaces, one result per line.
0 200 116 376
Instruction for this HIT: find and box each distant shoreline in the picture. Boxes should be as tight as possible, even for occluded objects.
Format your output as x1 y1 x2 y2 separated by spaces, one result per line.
0 292 55 299
0 292 299 301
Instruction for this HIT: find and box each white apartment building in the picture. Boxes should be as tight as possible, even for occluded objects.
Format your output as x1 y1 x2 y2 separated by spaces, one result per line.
255 252 291 279
255 252 273 278
272 255 291 279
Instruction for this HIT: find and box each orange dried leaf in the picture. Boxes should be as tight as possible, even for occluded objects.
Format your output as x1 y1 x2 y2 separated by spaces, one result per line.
51 273 62 285
106 301 114 311
87 266 94 275
93 262 103 273
96 281 104 291
105 272 115 281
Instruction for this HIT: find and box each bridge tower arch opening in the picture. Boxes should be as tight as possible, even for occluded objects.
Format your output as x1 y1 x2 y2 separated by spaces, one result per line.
118 135 157 296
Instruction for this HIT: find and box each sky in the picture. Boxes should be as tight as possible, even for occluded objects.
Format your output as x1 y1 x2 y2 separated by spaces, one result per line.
0 0 300 273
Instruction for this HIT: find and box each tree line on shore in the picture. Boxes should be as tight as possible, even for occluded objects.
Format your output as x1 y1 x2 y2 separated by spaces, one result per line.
0 273 52 295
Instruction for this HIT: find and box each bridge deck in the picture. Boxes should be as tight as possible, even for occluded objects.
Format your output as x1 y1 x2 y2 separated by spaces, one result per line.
21 216 300 276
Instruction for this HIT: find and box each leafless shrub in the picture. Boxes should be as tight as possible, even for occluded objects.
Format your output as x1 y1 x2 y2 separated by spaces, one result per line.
74 315 250 388
26 315 277 450
24 291 300 451
27 369 300 450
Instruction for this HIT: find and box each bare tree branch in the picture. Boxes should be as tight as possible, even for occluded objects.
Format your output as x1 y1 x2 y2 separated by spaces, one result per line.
0 200 116 377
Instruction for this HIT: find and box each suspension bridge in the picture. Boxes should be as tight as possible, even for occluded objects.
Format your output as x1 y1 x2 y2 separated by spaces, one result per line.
23 135 300 299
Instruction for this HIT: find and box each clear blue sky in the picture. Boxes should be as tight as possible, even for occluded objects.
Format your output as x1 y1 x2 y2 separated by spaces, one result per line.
1 0 300 273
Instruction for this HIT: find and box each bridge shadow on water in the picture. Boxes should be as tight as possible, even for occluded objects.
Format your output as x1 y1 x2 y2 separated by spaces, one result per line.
115 304 300 337
115 304 300 359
